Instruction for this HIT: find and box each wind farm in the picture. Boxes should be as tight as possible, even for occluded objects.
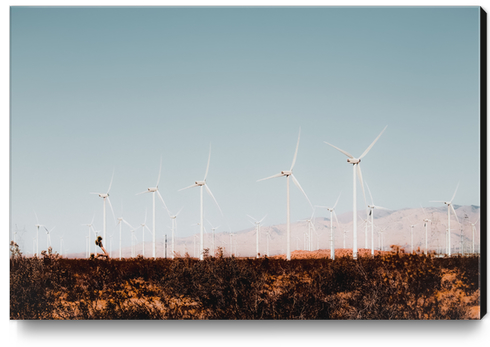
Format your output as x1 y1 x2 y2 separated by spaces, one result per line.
9 7 482 323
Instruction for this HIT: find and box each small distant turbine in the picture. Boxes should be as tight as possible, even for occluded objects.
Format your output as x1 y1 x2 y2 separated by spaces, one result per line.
470 216 479 254
179 144 223 260
81 214 96 258
207 220 221 257
90 170 117 244
169 207 184 259
366 182 390 256
258 128 313 261
420 204 432 255
325 125 387 259
430 183 460 256
34 212 46 256
316 192 341 260
135 210 152 257
247 214 267 258
136 157 170 259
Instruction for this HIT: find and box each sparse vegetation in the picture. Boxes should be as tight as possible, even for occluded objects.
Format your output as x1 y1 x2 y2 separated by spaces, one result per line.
10 246 480 320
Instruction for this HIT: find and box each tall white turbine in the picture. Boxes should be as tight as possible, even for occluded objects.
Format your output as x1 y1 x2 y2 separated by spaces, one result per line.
325 125 387 259
265 227 272 257
179 145 223 261
420 205 432 255
169 207 184 259
366 182 390 256
470 216 479 254
90 171 117 244
430 183 460 256
258 128 313 261
247 214 267 258
316 192 341 260
136 157 170 259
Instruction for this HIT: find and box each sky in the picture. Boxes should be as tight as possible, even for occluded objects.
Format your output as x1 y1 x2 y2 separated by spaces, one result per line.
9 6 481 256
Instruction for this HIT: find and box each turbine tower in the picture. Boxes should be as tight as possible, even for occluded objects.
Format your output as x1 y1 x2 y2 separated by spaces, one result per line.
90 170 116 244
136 157 170 259
316 192 341 260
179 144 223 261
324 126 387 259
247 214 267 258
258 128 313 261
430 183 460 256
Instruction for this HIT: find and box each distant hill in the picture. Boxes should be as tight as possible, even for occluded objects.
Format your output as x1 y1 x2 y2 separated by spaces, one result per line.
63 205 480 259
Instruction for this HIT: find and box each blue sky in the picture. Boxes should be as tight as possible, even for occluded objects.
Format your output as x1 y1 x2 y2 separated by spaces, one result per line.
10 6 481 255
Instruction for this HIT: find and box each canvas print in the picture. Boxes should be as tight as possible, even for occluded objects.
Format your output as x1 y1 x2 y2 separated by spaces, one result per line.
10 6 484 320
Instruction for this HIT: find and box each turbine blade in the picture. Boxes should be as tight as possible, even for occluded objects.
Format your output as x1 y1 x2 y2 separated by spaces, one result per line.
429 200 445 203
247 214 258 222
144 224 152 234
333 192 342 209
450 182 460 203
136 190 149 195
178 183 199 191
90 192 101 195
374 205 390 210
259 214 268 223
290 127 301 171
34 211 39 225
333 210 341 230
107 197 117 226
257 172 284 182
91 213 95 225
450 204 460 224
175 206 184 217
366 181 374 205
205 184 224 216
358 125 387 159
474 216 480 225
156 190 170 214
356 164 368 209
107 169 115 194
122 219 134 230
419 203 428 218
204 144 211 181
290 174 313 208
156 156 162 187
324 141 354 159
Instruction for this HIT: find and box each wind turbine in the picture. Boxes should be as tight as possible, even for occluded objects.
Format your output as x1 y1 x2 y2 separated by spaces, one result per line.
44 226 55 251
81 214 96 258
247 214 267 258
116 216 133 260
366 182 390 256
470 216 479 254
34 212 46 256
207 220 221 257
135 211 152 257
265 227 272 257
90 170 116 244
257 128 313 261
420 205 432 255
405 215 417 254
168 207 184 259
430 183 460 256
316 192 342 260
136 157 170 259
324 125 387 259
179 144 223 261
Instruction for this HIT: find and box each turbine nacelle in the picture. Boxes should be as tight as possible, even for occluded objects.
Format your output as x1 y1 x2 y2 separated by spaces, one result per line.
195 181 206 186
147 187 158 192
281 170 292 176
347 158 360 164
98 193 109 198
